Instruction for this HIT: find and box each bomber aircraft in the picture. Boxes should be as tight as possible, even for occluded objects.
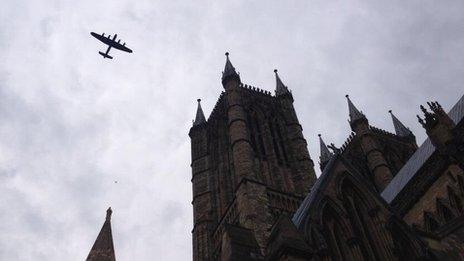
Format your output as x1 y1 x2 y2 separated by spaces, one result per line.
90 32 133 59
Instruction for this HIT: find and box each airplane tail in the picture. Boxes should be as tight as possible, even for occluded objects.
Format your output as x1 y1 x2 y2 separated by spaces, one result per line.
98 51 113 59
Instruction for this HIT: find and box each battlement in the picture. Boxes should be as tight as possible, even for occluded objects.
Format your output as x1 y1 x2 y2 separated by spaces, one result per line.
369 125 398 138
207 92 226 122
206 83 275 122
239 83 273 97
339 132 356 154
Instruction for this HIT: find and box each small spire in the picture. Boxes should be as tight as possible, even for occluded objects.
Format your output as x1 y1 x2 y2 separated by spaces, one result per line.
345 95 365 123
221 52 240 85
193 99 206 126
274 69 290 96
86 208 116 261
319 134 333 165
388 110 413 137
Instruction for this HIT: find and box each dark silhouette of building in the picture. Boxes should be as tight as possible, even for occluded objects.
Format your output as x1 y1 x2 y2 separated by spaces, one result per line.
86 208 116 261
189 53 464 260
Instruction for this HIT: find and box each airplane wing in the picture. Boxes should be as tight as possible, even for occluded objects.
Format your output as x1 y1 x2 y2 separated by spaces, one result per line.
111 42 133 53
91 32 116 46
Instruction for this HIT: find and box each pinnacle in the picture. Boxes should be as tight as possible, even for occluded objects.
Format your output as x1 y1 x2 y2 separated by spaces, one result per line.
274 69 290 96
388 110 413 137
193 99 206 126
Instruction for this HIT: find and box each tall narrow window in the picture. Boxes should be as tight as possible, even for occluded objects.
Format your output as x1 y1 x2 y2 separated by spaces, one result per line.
255 117 266 158
247 113 266 159
247 114 258 155
276 122 289 164
448 187 462 213
457 175 464 195
424 213 440 232
438 201 455 223
269 120 282 163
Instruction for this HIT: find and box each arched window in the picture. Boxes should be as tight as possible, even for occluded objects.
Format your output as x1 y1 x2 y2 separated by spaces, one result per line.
448 186 462 214
309 226 329 258
457 175 464 195
437 200 456 223
341 178 395 260
268 119 282 164
275 121 289 164
322 204 352 260
388 219 424 259
268 116 290 166
424 212 440 232
247 110 266 159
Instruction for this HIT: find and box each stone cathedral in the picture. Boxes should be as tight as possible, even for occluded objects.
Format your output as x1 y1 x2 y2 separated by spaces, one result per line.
188 53 464 260
84 53 464 261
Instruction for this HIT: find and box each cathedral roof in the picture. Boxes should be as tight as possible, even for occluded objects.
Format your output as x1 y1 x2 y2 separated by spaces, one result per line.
86 208 116 261
389 110 413 137
274 69 290 96
193 99 206 126
382 94 464 203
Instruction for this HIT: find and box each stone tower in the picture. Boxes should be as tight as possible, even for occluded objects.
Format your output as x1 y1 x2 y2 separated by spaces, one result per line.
189 53 317 260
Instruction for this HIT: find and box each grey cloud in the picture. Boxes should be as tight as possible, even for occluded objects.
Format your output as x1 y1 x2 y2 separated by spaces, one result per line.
1 0 463 260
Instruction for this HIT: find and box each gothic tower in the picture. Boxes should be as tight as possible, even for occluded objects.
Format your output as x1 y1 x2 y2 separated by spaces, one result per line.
189 53 317 260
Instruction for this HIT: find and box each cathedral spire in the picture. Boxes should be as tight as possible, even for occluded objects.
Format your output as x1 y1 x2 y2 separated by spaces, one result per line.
318 134 333 171
274 69 290 96
221 52 240 86
345 95 368 131
388 110 413 137
193 99 206 126
86 207 116 261
346 95 365 122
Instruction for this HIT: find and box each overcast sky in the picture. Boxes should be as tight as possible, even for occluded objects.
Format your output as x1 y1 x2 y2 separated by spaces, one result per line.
0 0 463 260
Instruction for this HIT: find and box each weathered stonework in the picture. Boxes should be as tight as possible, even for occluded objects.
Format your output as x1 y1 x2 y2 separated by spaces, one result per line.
189 55 464 260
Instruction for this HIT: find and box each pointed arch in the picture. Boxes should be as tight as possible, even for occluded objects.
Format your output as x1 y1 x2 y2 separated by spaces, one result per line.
448 186 463 214
320 198 357 260
340 177 395 260
246 105 267 159
457 175 464 195
308 225 329 256
424 212 441 232
387 216 427 259
437 199 456 223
